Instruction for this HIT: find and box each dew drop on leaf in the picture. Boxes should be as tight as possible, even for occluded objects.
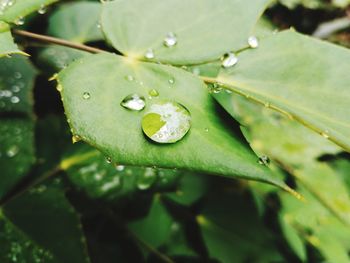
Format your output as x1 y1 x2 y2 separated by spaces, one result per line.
125 75 134 81
141 101 191 144
163 32 177 47
148 89 159 97
82 92 90 100
168 78 175 84
136 167 157 190
258 155 270 166
115 165 125 171
144 48 155 59
38 4 47 14
221 52 238 68
120 94 146 111
248 36 259 48
106 156 112 163
15 16 24 25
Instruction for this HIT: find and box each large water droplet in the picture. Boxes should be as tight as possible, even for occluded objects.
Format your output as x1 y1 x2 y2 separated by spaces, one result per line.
142 101 191 143
221 52 238 68
144 48 155 59
248 36 259 48
163 32 177 47
136 167 157 190
258 155 270 166
82 92 90 100
121 94 146 111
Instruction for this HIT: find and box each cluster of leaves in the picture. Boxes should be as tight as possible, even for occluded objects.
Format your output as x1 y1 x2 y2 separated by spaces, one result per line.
1 0 350 262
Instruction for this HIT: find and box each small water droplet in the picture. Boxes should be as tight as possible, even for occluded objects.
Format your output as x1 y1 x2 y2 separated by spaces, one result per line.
144 48 155 59
15 16 24 25
168 78 175 84
11 85 20 92
106 156 112 163
209 83 222 94
148 89 159 97
258 155 270 166
264 102 270 108
136 167 157 190
10 96 19 103
163 32 177 47
248 36 259 48
125 75 134 81
115 165 125 171
6 145 19 157
321 130 330 139
96 23 101 29
121 94 146 111
204 128 209 132
221 52 238 68
192 67 201 75
82 92 90 100
142 101 191 144
38 4 46 14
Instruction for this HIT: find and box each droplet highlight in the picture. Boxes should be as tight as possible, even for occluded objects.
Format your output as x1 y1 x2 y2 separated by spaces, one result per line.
248 36 259 48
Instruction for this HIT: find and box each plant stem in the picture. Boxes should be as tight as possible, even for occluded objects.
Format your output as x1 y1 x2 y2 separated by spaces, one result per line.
12 29 105 54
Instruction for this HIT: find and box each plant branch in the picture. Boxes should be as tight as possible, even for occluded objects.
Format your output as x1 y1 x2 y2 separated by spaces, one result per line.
12 29 106 54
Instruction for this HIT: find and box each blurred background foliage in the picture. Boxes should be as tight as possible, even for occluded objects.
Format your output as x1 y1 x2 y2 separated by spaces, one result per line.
1 0 350 262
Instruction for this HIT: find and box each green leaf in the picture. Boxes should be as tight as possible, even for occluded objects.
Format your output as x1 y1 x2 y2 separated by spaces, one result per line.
0 119 35 200
0 55 37 114
280 184 350 263
101 0 270 65
128 196 173 248
0 24 25 57
37 45 88 72
47 1 103 43
1 181 90 263
0 0 58 24
57 53 289 190
217 30 350 152
198 190 283 263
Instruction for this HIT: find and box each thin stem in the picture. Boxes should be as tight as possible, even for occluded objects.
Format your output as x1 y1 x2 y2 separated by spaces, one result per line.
12 29 106 54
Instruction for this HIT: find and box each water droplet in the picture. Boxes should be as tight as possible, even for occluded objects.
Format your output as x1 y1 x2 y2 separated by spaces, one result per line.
321 130 330 139
204 128 209 132
82 92 90 100
248 36 259 48
10 96 19 103
144 48 155 59
6 145 19 157
15 16 24 25
136 167 157 190
96 23 101 29
168 78 175 84
264 102 270 108
258 155 270 166
121 94 146 111
101 176 121 191
142 101 191 143
209 83 222 94
163 32 177 47
125 75 134 81
148 89 159 97
221 52 238 68
115 165 125 171
106 156 112 163
38 4 46 14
